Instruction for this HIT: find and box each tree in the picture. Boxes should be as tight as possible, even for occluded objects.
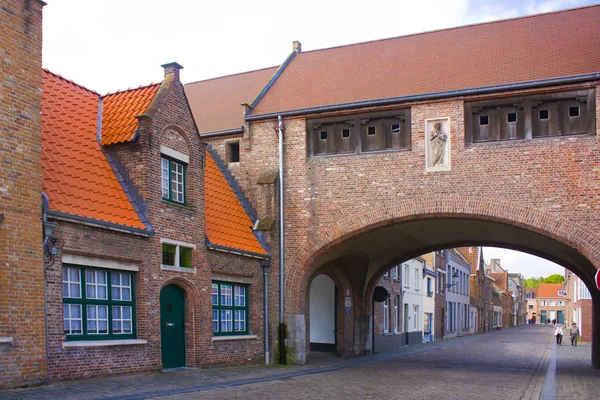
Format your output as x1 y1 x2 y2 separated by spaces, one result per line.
524 276 544 289
543 274 565 284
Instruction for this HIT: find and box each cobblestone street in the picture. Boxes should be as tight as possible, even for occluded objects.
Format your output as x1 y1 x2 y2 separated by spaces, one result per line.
3 325 599 400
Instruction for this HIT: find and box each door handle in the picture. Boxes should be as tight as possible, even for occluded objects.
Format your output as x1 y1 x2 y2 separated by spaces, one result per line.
166 322 175 327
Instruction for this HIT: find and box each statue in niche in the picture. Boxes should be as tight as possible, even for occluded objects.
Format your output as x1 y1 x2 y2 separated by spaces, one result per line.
430 122 447 167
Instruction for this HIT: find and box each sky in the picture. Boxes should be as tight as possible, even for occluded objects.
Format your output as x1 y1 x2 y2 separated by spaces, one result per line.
41 0 598 94
41 0 586 278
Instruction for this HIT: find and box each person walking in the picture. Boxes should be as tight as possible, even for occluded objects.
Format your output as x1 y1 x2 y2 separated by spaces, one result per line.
555 324 564 345
570 322 580 346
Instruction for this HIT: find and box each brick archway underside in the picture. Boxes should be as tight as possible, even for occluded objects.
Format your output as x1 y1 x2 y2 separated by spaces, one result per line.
285 195 600 313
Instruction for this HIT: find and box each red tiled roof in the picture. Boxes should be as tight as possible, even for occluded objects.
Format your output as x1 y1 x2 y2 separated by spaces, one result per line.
251 6 600 115
42 70 146 230
101 83 160 145
537 283 564 298
204 152 267 256
184 67 278 134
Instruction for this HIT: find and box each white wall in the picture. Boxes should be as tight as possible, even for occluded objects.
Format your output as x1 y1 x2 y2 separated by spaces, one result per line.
309 274 336 344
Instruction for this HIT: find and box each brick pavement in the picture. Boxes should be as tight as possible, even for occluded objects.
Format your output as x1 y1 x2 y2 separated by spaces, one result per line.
2 325 598 400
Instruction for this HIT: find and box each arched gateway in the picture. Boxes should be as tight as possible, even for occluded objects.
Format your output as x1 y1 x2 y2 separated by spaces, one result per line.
284 195 600 367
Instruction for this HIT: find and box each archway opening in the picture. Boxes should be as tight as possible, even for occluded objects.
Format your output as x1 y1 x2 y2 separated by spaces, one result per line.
309 274 337 352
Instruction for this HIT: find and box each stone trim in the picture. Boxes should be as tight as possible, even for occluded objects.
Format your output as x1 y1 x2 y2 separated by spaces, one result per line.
62 339 148 348
161 146 189 163
62 254 139 272
211 335 257 341
160 238 197 249
0 337 13 344
211 274 253 285
161 265 197 274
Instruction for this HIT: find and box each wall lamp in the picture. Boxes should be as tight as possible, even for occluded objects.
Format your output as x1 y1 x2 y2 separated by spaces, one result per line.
446 270 459 289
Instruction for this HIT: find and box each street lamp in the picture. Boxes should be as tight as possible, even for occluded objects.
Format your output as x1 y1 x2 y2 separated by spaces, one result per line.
446 270 459 289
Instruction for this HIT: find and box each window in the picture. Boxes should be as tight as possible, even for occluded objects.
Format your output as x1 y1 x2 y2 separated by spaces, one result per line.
162 242 193 269
558 290 566 296
528 304 534 309
383 298 389 333
413 305 418 331
558 300 564 306
392 265 398 280
383 270 390 278
62 265 134 340
394 295 400 333
539 109 549 120
403 265 409 288
342 129 351 138
228 142 240 163
161 157 185 203
212 281 249 336
367 126 376 135
549 300 556 306
479 115 489 125
569 106 580 117
427 278 433 297
320 131 328 140
540 300 547 306
414 269 419 291
507 113 517 123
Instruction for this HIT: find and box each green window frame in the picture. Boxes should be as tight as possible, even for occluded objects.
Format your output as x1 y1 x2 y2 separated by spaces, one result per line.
212 281 249 336
161 156 186 204
62 264 136 341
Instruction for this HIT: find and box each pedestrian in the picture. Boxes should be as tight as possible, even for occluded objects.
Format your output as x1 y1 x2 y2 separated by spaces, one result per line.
554 324 563 345
570 322 580 346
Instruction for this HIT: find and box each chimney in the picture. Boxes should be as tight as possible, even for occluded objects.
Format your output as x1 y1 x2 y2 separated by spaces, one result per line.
293 41 302 54
161 62 183 81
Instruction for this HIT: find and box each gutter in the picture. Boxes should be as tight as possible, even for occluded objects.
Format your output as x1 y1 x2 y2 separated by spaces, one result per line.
47 210 154 237
245 72 600 121
200 127 244 139
205 240 269 260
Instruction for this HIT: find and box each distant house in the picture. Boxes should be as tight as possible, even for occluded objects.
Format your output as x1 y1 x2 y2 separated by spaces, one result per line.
536 283 567 324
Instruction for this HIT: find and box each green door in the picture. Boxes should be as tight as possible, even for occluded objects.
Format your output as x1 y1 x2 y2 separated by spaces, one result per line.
541 311 547 324
160 285 185 369
557 311 564 325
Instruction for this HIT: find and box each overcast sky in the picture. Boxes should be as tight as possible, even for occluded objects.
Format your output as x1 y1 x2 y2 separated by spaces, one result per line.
41 1 586 278
42 0 596 94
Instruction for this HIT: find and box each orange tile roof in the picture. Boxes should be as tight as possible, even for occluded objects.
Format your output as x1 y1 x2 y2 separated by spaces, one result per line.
251 6 600 115
184 67 277 134
42 70 146 230
101 83 160 145
537 283 565 299
456 247 478 273
204 151 267 256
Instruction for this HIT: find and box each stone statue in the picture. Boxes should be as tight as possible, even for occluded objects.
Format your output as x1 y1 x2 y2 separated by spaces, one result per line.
430 122 447 166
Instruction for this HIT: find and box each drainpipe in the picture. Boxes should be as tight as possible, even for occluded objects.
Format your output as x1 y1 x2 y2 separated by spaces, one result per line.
277 115 286 364
41 193 52 382
261 259 271 364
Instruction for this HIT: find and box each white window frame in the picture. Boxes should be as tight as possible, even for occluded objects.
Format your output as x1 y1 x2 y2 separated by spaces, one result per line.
383 298 389 333
160 238 197 273
404 265 410 288
394 295 400 333
414 269 420 291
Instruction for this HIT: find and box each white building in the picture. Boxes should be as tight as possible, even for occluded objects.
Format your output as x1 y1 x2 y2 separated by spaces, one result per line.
402 258 425 345
423 265 437 342
445 249 472 337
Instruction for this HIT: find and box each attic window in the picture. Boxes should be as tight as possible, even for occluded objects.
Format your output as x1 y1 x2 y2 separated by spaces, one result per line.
391 124 401 133
569 106 580 117
228 142 240 163
479 115 489 125
539 110 549 120
367 126 376 135
320 131 328 140
342 129 351 138
507 113 517 123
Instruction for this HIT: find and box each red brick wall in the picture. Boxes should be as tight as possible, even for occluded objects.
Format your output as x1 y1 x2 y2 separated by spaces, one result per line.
573 299 593 342
0 0 46 388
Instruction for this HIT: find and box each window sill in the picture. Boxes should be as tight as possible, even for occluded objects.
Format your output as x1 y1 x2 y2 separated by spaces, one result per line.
161 265 197 274
0 337 13 344
212 335 257 341
161 199 193 210
62 339 147 348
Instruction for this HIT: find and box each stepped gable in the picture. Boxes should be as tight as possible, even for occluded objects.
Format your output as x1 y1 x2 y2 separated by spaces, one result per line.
250 5 600 115
41 69 146 230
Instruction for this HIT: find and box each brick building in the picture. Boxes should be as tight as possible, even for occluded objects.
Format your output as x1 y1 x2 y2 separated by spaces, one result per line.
536 283 567 325
565 272 592 342
526 289 538 324
4 0 600 387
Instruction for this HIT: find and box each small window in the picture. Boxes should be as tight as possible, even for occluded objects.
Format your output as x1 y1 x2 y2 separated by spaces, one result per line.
161 157 185 203
507 113 517 123
391 124 401 133
569 106 580 117
320 131 328 140
228 142 240 163
342 129 351 138
212 281 249 336
162 243 194 269
367 126 376 135
479 115 489 125
539 110 549 120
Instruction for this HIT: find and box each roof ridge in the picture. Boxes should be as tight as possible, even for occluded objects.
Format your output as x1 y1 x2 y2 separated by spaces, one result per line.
102 82 161 98
297 4 600 56
185 65 279 86
42 68 101 96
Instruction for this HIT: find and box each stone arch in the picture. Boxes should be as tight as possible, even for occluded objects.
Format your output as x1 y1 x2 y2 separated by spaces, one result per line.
287 194 600 315
160 125 192 157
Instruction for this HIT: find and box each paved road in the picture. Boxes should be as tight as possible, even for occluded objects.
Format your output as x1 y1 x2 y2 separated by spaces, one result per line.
3 325 598 400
